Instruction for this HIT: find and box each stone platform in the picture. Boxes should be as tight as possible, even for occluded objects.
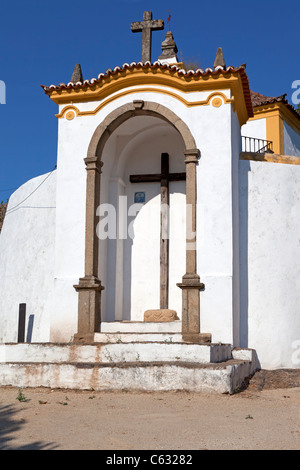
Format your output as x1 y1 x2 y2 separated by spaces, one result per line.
0 322 259 394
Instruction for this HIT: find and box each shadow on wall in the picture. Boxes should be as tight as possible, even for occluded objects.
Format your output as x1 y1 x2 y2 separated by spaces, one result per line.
26 315 34 343
239 160 250 348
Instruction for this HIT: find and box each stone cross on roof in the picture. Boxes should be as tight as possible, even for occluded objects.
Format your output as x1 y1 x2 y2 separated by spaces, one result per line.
131 11 164 63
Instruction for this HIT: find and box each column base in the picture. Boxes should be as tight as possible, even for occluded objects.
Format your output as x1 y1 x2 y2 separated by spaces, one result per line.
73 333 96 344
177 274 205 335
74 276 104 336
182 333 212 344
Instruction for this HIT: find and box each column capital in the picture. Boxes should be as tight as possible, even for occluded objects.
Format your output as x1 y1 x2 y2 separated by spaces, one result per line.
74 275 104 292
177 273 205 290
184 148 201 163
84 156 103 173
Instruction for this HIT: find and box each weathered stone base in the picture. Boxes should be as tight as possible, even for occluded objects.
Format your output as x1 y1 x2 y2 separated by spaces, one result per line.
144 309 179 322
0 359 257 395
73 333 96 344
74 276 104 335
0 342 232 364
182 333 212 343
0 343 259 394
94 321 211 344
99 320 182 333
177 275 205 335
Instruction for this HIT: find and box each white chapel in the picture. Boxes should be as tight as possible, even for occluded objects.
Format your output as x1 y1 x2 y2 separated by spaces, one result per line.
0 11 300 393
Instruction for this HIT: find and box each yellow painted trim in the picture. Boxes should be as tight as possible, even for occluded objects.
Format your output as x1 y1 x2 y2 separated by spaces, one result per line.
65 110 76 120
252 102 300 133
211 97 223 108
56 89 233 119
250 102 300 154
240 151 300 165
249 104 283 154
56 104 80 119
48 67 250 125
266 112 284 155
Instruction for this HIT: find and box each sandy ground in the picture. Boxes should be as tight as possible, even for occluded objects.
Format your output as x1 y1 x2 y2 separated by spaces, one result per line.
0 371 300 451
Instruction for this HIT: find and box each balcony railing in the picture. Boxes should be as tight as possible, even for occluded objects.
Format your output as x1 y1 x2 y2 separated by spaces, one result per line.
242 136 273 154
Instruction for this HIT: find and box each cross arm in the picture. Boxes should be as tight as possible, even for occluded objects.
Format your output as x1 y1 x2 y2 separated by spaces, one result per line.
131 21 144 32
131 19 164 32
130 174 162 183
130 173 186 183
168 173 186 181
149 19 164 30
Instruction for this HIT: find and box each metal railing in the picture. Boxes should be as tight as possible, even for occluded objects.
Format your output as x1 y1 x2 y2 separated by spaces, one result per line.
242 136 273 154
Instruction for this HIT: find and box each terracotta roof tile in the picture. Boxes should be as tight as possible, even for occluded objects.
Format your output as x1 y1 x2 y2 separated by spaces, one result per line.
42 61 249 92
251 90 286 107
251 90 300 120
41 61 254 118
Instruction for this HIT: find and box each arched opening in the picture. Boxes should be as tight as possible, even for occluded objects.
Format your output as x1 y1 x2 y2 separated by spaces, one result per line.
87 101 197 159
99 114 186 321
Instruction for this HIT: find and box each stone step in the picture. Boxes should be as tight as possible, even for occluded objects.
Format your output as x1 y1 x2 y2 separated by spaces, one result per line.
0 358 257 394
0 342 233 365
94 332 184 343
100 321 182 333
232 347 258 364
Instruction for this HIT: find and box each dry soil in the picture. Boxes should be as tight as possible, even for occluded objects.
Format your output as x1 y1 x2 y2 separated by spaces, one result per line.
0 370 299 450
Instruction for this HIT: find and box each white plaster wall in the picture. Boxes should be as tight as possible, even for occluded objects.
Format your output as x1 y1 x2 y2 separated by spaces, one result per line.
122 130 186 321
241 118 266 140
239 159 300 369
283 121 300 157
0 171 57 343
50 115 90 341
195 98 239 345
241 118 267 152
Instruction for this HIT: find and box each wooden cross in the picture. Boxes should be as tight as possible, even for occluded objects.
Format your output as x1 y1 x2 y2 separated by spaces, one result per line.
131 11 164 63
130 153 186 309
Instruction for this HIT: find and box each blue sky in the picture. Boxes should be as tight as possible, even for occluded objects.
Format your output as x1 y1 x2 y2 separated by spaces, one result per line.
0 0 299 201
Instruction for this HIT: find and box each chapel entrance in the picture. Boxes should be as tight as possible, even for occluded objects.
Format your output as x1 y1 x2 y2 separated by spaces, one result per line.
99 115 186 322
75 101 204 340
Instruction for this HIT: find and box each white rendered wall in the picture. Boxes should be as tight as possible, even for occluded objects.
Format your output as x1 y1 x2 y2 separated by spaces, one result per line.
118 123 184 321
0 172 56 343
239 159 300 369
283 121 300 157
241 118 266 141
50 115 90 341
195 98 240 345
241 118 267 152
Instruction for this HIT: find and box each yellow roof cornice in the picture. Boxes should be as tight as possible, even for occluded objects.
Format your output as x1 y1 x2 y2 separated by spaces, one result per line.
252 101 300 135
42 62 253 126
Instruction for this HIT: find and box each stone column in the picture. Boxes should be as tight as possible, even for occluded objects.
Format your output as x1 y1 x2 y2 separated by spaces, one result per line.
74 155 104 341
177 149 209 343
